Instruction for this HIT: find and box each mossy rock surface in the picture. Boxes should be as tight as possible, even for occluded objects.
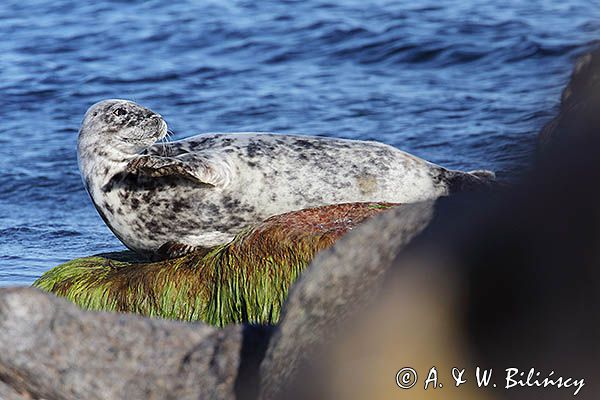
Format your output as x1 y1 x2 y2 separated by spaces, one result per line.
34 202 397 326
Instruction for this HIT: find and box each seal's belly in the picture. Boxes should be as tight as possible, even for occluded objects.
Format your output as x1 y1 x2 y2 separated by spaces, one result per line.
97 175 263 253
225 138 446 216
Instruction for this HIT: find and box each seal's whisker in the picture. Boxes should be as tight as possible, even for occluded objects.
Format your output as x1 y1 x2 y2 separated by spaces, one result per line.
166 131 175 155
159 129 174 156
161 129 174 143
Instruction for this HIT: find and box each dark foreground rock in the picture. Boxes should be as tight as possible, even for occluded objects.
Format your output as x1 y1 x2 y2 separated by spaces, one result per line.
268 152 600 398
538 47 600 153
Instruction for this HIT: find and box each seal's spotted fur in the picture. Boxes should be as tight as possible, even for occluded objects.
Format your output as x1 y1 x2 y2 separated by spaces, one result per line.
78 99 494 258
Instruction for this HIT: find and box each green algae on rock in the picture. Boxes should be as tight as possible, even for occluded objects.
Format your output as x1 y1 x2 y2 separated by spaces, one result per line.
33 202 398 326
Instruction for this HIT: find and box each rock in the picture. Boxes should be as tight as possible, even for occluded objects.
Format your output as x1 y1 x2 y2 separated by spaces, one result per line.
0 381 28 400
33 202 397 326
538 47 600 153
259 201 435 399
288 253 477 400
0 287 247 400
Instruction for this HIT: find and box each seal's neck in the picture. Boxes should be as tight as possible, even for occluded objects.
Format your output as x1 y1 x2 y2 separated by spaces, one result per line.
77 134 140 189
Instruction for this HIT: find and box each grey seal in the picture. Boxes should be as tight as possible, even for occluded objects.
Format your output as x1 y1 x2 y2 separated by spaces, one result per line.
78 99 495 258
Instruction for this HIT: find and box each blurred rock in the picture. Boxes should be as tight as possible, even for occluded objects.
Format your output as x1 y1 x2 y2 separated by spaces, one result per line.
294 252 482 400
311 130 600 398
0 287 245 400
538 46 600 153
0 381 27 400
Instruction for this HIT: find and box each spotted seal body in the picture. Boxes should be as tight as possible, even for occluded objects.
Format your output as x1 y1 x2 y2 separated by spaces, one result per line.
78 99 494 258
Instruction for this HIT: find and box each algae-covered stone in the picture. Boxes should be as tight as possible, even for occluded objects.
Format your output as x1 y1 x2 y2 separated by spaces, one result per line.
34 202 397 326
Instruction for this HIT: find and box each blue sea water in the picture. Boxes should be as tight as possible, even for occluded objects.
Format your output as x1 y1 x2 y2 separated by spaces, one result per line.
0 0 598 286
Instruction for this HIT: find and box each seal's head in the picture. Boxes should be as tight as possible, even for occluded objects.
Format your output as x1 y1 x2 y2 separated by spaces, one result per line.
79 99 167 156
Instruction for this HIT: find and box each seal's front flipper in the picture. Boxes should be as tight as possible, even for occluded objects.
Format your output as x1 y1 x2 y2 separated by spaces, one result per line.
152 241 201 261
126 155 217 186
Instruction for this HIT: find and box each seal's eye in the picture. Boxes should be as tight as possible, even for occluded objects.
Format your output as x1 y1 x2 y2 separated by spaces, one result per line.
113 108 127 117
